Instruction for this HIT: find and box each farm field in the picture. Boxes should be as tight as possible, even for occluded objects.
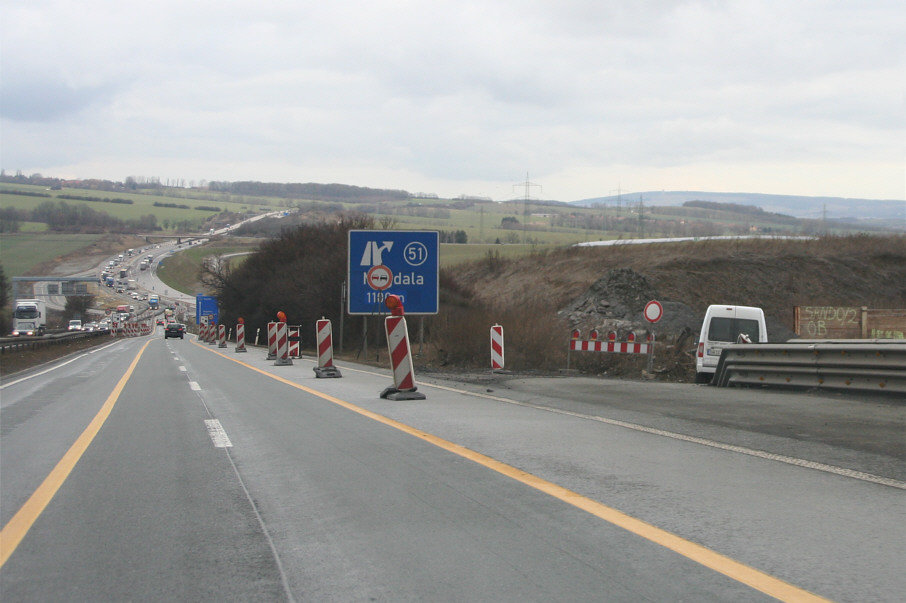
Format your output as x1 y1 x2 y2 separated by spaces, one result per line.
0 233 106 277
0 182 280 230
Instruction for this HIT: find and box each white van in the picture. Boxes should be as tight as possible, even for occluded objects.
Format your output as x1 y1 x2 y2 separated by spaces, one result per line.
695 305 767 383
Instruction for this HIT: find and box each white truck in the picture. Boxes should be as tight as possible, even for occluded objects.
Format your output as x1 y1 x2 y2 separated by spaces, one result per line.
12 299 47 336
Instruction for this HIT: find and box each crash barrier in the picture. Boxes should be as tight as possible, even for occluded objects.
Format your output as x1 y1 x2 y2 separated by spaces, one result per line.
274 322 292 366
491 324 504 371
288 325 301 358
711 339 906 394
0 330 110 355
314 318 342 378
380 315 425 400
218 324 227 348
266 322 277 360
235 323 247 352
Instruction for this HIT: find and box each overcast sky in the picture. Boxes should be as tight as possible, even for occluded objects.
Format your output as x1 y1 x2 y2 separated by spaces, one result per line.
2 0 904 202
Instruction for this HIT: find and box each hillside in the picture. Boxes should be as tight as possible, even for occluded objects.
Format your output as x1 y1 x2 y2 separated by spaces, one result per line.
434 235 906 379
575 191 905 222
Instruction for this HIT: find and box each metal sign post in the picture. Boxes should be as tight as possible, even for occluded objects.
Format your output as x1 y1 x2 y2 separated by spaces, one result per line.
644 300 663 373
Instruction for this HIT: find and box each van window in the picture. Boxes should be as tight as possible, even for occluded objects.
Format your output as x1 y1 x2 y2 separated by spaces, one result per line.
708 318 761 342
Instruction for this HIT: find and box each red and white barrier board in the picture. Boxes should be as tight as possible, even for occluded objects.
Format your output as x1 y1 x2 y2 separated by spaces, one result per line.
235 323 247 352
218 324 227 348
313 318 342 378
266 322 277 360
274 322 292 365
317 319 334 368
490 324 504 370
569 339 652 354
288 325 301 358
380 316 425 400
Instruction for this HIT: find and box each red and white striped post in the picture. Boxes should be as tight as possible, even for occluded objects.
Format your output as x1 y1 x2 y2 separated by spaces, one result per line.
235 322 247 352
287 325 301 358
490 324 504 371
380 295 425 400
218 324 227 348
266 322 277 360
274 321 293 366
313 318 342 378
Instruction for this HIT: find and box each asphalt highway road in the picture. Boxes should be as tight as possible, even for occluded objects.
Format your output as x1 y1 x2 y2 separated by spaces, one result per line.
1 331 903 602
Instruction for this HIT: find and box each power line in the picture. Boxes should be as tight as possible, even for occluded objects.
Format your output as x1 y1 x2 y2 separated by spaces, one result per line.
513 172 541 245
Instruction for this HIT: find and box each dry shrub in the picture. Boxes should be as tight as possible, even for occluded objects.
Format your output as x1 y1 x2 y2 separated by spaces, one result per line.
425 294 568 371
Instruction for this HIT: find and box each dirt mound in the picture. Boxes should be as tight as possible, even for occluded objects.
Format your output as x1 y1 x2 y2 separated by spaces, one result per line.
558 267 699 338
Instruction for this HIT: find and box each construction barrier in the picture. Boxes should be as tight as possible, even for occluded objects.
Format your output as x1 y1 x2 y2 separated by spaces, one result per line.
274 322 292 366
288 325 301 358
380 315 425 400
567 328 654 371
218 324 227 348
266 322 277 360
235 323 247 352
111 321 152 338
314 318 342 378
207 322 217 345
490 324 504 371
569 328 653 354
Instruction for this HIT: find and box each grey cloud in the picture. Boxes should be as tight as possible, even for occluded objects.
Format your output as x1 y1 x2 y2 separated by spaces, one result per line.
1 78 121 122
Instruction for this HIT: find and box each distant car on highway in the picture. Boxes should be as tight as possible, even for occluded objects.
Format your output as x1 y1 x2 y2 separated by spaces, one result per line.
164 323 185 339
67 320 82 331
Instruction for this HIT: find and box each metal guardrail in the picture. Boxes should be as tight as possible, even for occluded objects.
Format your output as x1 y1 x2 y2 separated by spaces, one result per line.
711 339 906 394
0 330 111 355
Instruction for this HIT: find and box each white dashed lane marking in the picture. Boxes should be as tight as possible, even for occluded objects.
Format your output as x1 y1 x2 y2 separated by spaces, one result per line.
204 419 233 448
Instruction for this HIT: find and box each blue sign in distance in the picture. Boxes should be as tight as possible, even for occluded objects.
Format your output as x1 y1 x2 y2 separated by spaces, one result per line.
348 230 439 315
195 294 219 325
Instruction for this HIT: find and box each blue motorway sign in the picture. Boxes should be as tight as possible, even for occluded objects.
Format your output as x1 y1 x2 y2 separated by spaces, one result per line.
348 230 439 315
195 294 219 325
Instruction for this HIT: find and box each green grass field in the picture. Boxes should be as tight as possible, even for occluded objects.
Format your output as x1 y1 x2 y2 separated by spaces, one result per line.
0 182 281 230
0 233 105 276
156 241 260 295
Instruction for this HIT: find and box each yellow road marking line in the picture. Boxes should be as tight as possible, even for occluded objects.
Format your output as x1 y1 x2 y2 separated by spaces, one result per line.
0 340 150 568
195 341 833 602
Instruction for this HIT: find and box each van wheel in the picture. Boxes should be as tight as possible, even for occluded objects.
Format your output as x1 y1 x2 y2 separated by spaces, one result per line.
695 372 712 384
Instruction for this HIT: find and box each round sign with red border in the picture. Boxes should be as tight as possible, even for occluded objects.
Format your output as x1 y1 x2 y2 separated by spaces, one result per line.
644 300 663 323
366 265 393 291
